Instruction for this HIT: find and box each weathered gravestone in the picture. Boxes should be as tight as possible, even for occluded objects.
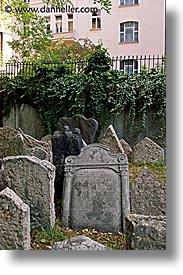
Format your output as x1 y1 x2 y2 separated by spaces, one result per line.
120 139 132 157
52 126 84 201
125 214 166 250
0 126 52 161
62 144 130 233
53 235 111 250
1 156 55 229
132 137 164 163
100 125 124 154
0 187 30 250
57 115 98 144
130 167 166 216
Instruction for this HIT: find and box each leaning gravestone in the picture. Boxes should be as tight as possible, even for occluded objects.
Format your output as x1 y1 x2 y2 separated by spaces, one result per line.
1 156 55 229
57 115 98 144
125 214 166 250
130 167 166 216
62 144 130 233
0 126 52 161
0 187 30 250
132 137 164 163
100 125 124 154
53 235 111 250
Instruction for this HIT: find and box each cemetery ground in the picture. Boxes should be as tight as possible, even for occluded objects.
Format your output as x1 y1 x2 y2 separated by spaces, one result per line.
30 160 166 250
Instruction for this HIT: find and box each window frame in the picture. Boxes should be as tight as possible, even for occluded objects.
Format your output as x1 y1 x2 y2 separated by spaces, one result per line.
120 21 139 43
91 10 101 30
120 59 138 75
120 0 139 6
67 14 74 32
55 15 62 33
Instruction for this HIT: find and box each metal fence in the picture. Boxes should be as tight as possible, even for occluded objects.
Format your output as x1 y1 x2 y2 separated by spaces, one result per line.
0 55 165 78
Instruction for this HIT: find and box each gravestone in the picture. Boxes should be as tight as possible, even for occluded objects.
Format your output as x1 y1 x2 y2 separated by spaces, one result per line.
100 125 124 154
132 137 164 163
125 214 166 250
57 115 98 144
120 139 132 156
1 156 55 229
62 144 130 233
0 126 52 161
130 167 166 216
52 126 84 201
0 187 30 250
53 236 111 250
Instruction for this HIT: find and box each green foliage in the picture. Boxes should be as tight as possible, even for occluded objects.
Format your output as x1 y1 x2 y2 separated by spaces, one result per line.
3 0 52 61
0 47 166 137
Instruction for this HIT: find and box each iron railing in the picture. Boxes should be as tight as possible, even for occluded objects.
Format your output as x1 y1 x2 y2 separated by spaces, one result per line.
0 55 165 78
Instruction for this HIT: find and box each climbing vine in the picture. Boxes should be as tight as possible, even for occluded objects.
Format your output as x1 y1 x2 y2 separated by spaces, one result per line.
0 47 166 137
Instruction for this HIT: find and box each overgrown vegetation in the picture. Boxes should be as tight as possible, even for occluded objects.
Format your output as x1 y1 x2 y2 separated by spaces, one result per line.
0 46 166 137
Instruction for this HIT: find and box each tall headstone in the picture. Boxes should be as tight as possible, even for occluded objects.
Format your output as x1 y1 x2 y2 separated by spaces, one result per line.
0 187 30 250
100 125 124 154
1 156 55 229
62 144 130 233
52 126 84 201
57 115 98 144
130 167 166 216
132 137 164 163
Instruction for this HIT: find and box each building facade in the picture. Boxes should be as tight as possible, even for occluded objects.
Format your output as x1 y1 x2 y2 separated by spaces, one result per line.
28 0 165 57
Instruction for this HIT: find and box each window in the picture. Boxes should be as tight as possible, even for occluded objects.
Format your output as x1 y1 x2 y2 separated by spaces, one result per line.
92 10 101 30
55 15 62 33
45 16 51 31
24 0 30 3
68 14 73 32
120 0 138 5
120 21 138 42
120 59 138 75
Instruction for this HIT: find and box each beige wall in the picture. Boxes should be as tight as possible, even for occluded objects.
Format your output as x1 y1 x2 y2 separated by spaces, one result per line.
0 14 12 65
14 0 165 58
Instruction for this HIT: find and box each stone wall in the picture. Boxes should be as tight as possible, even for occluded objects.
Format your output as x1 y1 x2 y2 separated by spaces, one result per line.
2 105 165 150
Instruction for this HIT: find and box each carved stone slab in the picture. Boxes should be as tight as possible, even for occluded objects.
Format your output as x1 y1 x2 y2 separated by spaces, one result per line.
132 137 164 163
0 187 30 250
100 125 124 154
57 115 98 144
62 144 130 233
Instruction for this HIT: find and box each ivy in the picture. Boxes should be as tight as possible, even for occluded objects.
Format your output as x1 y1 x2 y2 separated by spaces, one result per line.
0 48 166 137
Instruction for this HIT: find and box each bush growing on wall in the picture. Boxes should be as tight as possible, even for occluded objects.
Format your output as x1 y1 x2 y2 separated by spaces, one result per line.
0 47 166 137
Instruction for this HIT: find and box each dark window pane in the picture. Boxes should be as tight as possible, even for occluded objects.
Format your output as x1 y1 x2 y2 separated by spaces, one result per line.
120 33 124 42
126 22 133 27
120 23 124 32
126 0 133 5
97 18 101 28
135 22 138 31
120 0 124 5
125 28 133 41
134 32 138 41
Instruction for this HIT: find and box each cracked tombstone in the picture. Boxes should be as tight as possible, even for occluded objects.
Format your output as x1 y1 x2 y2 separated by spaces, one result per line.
62 144 130 233
1 156 55 229
0 187 30 250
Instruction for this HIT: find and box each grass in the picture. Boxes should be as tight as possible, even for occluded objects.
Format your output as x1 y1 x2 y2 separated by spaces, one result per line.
30 161 166 250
